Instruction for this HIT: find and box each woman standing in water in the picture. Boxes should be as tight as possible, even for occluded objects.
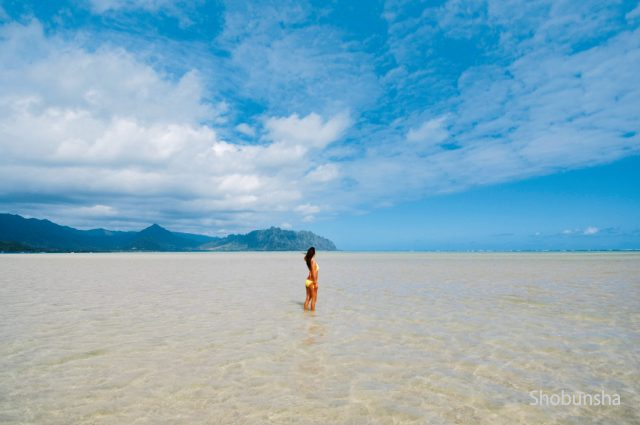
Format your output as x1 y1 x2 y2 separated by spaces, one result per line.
304 247 319 311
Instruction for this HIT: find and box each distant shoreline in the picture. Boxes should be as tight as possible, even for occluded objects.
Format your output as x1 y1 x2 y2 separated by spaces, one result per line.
2 249 638 255
0 213 337 253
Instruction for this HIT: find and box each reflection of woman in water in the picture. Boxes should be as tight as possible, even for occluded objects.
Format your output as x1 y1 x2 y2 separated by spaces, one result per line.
304 247 319 311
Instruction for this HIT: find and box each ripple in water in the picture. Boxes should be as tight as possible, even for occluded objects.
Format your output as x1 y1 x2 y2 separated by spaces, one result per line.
0 252 639 424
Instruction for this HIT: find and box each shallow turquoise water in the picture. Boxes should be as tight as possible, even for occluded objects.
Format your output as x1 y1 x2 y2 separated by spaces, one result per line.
0 252 639 424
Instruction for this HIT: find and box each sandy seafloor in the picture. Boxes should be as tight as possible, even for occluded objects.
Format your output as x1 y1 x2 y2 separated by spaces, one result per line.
1 252 639 424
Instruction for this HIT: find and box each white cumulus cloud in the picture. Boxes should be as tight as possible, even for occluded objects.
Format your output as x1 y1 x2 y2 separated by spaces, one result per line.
583 226 599 235
0 21 351 233
265 112 350 149
406 117 449 144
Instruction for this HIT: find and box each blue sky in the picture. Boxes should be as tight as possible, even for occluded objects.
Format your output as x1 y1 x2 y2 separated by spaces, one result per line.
0 0 639 250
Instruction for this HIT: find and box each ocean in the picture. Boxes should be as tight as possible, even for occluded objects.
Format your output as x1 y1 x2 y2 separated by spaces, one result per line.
1 252 638 424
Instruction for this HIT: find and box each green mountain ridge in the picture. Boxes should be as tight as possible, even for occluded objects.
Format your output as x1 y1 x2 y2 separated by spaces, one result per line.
0 213 337 252
203 227 336 251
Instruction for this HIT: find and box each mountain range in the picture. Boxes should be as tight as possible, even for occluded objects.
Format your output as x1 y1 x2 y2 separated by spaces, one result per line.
0 213 337 252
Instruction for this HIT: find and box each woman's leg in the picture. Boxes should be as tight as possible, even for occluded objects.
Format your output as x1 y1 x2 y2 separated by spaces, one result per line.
304 285 312 310
311 284 318 311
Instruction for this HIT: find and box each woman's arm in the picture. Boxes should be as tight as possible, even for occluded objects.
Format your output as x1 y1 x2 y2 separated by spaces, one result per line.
312 261 319 285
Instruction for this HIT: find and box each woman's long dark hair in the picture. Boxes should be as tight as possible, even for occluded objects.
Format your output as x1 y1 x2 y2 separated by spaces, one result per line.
304 247 316 270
